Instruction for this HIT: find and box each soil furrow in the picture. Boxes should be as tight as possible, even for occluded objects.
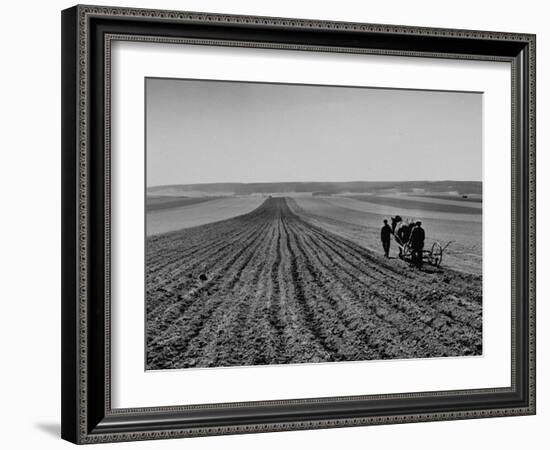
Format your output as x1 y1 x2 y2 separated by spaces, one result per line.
146 197 482 369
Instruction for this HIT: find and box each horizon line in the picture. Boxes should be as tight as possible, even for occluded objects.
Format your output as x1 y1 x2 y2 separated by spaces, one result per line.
147 179 483 189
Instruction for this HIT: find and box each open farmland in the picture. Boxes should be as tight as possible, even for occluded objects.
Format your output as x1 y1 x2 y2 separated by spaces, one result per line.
147 196 264 236
417 194 482 203
345 194 481 215
146 197 482 370
147 195 221 212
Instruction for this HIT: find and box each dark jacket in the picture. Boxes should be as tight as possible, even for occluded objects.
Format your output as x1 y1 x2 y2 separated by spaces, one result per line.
410 226 425 247
381 224 392 241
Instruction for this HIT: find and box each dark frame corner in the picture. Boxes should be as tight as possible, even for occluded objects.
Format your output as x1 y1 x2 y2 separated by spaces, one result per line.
62 4 535 444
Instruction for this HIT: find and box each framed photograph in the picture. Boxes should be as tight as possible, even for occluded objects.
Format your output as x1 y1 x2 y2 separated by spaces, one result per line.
61 5 536 444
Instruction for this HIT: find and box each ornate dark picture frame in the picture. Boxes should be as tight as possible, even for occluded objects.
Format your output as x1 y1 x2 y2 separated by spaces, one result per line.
61 4 536 444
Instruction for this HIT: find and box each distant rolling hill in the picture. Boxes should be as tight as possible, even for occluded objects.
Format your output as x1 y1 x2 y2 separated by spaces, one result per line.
148 181 482 196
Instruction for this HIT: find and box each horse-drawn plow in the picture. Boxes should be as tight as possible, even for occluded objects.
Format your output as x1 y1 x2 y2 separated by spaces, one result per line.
391 215 452 267
396 239 453 267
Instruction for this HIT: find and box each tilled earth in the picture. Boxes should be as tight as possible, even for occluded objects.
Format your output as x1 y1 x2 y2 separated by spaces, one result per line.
146 197 482 370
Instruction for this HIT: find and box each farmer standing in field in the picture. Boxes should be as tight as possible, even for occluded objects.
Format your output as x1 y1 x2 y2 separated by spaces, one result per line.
380 219 392 258
410 221 426 267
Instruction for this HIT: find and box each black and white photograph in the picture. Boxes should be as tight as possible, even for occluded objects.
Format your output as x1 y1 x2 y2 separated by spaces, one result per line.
145 78 483 370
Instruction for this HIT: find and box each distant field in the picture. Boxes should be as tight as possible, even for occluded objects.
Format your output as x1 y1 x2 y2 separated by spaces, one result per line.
393 194 482 210
323 196 481 224
146 196 219 212
146 196 264 236
345 195 480 215
420 194 482 203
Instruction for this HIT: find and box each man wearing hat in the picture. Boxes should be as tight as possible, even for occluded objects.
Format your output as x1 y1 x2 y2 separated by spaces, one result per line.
380 219 392 258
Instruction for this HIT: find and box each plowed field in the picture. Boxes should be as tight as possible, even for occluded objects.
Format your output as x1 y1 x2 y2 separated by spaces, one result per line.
146 197 482 370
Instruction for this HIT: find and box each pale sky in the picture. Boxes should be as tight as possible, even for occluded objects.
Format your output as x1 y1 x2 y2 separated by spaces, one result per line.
146 78 482 187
